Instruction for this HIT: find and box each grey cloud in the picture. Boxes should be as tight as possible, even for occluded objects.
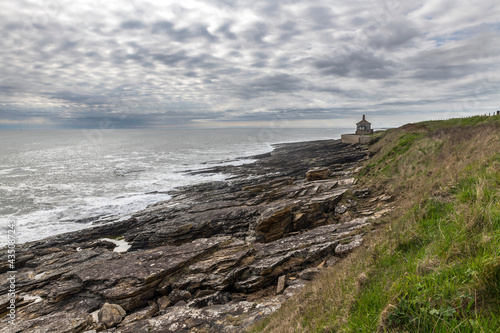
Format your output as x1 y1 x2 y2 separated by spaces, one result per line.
251 51 269 67
368 19 421 50
216 22 237 40
224 106 361 122
184 71 197 77
307 6 336 29
408 32 500 81
151 20 217 42
279 21 296 31
314 51 396 79
277 20 302 42
413 65 477 80
272 56 291 69
151 20 174 33
242 22 268 44
57 39 78 52
351 17 366 26
84 51 101 59
47 91 111 105
152 51 187 66
236 73 304 99
120 20 146 30
184 53 223 70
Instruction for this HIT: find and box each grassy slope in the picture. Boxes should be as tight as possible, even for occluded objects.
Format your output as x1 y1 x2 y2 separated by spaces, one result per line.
250 115 500 333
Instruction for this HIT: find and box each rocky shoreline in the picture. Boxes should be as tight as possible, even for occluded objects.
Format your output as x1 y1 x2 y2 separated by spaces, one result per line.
0 139 392 332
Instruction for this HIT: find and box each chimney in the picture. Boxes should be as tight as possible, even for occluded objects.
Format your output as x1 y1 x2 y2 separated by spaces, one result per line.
362 115 366 121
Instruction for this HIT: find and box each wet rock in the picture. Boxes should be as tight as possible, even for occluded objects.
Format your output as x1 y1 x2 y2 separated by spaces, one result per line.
306 167 332 181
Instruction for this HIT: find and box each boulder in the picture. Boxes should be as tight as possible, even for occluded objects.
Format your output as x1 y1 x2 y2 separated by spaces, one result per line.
254 205 294 242
97 303 127 328
335 204 347 214
306 167 333 181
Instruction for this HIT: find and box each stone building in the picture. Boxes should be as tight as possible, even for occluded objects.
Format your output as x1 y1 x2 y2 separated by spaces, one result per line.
341 115 374 144
356 115 373 135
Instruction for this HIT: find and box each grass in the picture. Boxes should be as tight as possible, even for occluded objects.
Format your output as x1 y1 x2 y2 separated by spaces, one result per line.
249 115 500 333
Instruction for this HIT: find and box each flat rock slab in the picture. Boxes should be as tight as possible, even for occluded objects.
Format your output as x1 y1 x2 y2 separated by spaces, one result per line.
73 237 228 284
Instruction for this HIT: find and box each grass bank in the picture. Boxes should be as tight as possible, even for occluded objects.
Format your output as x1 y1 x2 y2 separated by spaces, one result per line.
250 115 500 332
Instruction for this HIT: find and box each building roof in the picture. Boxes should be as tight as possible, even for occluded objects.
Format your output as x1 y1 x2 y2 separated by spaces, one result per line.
356 115 371 126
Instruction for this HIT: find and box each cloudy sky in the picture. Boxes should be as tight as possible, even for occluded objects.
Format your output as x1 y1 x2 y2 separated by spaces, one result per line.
1 0 499 129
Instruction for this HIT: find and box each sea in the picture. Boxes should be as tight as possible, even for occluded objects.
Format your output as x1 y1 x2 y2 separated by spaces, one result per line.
0 127 346 246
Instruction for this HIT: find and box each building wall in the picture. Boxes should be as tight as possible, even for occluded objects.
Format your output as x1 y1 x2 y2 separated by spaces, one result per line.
341 134 372 144
359 135 372 144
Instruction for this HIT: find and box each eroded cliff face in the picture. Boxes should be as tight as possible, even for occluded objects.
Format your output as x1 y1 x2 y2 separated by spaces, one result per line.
0 139 392 332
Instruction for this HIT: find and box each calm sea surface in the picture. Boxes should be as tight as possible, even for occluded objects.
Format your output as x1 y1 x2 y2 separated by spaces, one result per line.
0 128 345 245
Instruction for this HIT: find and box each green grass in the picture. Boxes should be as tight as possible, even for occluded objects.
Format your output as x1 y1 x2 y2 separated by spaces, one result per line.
346 123 500 332
346 186 500 332
421 115 500 130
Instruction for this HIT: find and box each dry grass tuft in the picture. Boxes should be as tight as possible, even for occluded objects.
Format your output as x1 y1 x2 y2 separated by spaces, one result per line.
416 257 441 275
356 272 370 289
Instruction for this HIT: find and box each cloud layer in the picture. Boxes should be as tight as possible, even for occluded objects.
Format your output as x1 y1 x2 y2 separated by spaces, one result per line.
1 0 499 128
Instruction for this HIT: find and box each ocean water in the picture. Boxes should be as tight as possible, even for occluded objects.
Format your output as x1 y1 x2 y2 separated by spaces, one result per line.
0 127 345 246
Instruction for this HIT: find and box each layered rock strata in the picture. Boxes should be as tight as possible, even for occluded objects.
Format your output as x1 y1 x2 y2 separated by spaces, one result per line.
0 139 390 332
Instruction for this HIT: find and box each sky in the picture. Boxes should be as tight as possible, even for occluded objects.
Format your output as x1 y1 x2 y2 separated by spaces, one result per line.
0 0 499 129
